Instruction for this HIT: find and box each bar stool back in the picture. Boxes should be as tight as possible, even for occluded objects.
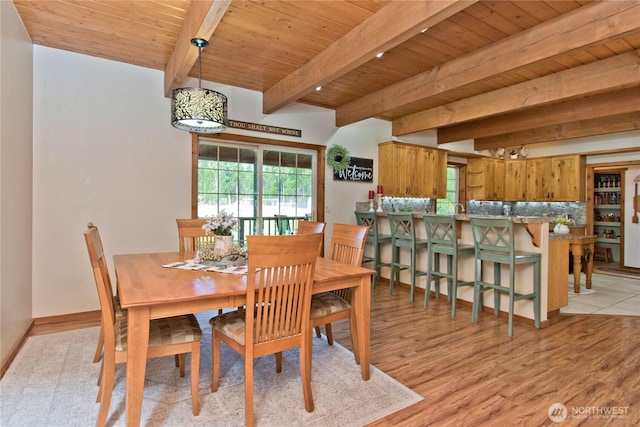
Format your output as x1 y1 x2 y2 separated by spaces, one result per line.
387 212 429 303
469 216 541 336
355 211 391 289
423 215 474 317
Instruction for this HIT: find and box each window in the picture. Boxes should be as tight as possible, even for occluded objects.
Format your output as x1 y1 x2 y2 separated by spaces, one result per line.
197 140 316 242
436 165 459 214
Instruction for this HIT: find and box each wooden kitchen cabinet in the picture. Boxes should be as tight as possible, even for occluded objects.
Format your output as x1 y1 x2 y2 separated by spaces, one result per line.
525 158 551 201
526 155 585 201
549 155 586 201
504 160 527 201
378 141 447 198
466 158 504 200
422 146 447 198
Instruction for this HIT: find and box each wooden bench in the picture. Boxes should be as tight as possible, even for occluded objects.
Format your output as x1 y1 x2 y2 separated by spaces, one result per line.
593 246 613 264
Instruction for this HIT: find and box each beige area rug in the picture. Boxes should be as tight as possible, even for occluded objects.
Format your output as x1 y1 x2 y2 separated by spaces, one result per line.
0 313 422 427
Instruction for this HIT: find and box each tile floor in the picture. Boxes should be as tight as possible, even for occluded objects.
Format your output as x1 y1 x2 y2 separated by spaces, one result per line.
561 265 640 316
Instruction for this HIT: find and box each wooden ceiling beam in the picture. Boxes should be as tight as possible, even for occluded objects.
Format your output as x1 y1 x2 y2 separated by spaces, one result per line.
262 0 474 114
163 0 231 97
439 87 640 144
473 112 640 150
392 49 640 136
336 1 640 127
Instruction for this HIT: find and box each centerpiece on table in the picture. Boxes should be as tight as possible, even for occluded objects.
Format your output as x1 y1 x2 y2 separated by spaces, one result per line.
552 216 574 234
199 210 245 260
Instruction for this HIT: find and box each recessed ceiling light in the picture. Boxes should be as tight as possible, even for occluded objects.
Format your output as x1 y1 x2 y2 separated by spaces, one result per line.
315 86 322 91
375 52 384 59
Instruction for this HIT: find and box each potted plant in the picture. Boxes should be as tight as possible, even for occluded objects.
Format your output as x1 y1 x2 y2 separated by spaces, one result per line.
203 210 239 256
553 217 575 234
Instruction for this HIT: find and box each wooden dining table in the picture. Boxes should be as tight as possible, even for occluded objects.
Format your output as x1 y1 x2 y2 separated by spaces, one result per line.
114 251 374 427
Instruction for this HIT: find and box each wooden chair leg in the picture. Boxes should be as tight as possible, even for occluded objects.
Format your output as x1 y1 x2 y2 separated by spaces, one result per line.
300 334 314 413
178 354 186 377
96 356 115 427
276 352 283 373
349 316 360 365
190 344 200 416
324 323 334 345
314 326 322 338
244 355 255 426
96 359 103 387
93 325 104 363
211 333 220 392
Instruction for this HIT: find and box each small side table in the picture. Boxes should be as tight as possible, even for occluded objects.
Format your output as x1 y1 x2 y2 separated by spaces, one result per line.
568 235 597 293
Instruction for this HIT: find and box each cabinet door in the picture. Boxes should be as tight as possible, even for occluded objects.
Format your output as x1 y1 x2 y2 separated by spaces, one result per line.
378 143 395 196
428 148 447 198
486 159 505 200
550 155 585 201
397 144 423 197
421 148 447 198
504 160 526 201
526 158 551 201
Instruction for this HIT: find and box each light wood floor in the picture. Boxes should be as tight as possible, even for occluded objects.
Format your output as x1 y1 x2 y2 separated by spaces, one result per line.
28 282 639 426
331 283 640 426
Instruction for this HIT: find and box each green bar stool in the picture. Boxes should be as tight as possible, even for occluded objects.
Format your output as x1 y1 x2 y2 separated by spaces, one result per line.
423 214 474 317
354 211 392 289
387 212 429 303
469 216 541 337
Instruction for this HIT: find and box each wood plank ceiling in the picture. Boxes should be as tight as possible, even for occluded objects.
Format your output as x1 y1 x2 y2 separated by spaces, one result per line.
13 0 640 152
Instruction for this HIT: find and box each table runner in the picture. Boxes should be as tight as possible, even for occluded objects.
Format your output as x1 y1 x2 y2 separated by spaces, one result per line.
162 260 247 274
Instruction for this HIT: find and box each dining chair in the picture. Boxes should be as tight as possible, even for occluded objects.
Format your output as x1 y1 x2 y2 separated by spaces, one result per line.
296 220 326 262
87 223 125 365
210 233 323 426
176 218 214 253
84 225 203 427
309 223 368 364
274 214 292 235
295 220 327 338
469 216 541 337
296 220 326 235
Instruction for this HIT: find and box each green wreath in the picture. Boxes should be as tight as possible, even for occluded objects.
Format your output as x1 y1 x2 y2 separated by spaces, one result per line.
327 144 351 172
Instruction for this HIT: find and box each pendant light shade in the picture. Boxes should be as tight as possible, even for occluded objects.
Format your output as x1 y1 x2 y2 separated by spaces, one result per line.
171 38 228 133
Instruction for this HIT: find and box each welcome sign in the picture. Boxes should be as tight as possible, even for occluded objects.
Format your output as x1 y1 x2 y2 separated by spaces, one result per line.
333 157 374 182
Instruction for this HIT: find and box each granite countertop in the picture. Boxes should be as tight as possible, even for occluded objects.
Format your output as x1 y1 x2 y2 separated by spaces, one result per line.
369 212 595 228
371 211 554 224
451 214 552 224
548 233 597 241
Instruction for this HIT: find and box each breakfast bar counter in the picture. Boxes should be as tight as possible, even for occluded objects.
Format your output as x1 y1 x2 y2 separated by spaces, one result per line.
371 213 573 325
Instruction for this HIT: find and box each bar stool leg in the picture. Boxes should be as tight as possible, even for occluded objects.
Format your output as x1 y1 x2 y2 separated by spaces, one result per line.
508 266 516 337
472 260 482 324
410 247 417 303
389 246 399 295
425 250 434 307
534 259 541 329
493 263 501 317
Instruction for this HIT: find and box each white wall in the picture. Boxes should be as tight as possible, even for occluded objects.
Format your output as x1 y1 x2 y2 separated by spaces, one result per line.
32 45 392 318
0 1 34 365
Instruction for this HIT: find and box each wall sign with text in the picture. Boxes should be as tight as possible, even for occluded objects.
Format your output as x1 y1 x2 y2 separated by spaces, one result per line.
333 157 373 182
227 119 301 137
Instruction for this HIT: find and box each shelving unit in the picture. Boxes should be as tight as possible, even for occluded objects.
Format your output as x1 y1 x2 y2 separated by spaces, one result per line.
590 171 625 264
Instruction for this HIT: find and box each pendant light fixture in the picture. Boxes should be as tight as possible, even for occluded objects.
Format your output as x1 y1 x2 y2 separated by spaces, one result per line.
171 38 228 133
